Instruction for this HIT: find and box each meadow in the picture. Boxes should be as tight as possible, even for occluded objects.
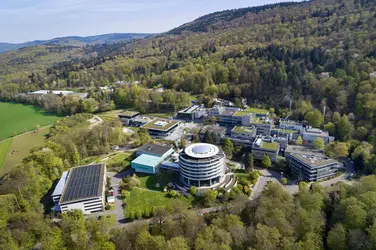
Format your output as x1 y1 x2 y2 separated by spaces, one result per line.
1 126 50 176
0 102 59 141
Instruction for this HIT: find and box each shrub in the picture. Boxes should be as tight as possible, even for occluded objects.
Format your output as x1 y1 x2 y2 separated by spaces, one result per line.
135 210 142 219
150 207 156 216
168 190 177 198
282 177 288 185
144 208 150 218
121 190 130 198
105 204 111 210
128 210 135 220
189 186 198 196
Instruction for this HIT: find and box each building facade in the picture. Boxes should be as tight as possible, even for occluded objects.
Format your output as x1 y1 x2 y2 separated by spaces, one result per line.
52 163 106 214
141 119 180 137
179 143 226 187
251 136 280 162
132 143 174 174
287 153 339 182
177 105 206 121
301 127 331 145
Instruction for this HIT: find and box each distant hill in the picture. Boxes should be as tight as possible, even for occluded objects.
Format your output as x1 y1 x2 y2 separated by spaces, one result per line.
168 1 304 34
0 33 153 53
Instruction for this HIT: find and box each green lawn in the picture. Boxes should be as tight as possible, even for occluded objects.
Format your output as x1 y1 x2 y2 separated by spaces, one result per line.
0 102 59 140
123 188 193 217
0 139 13 173
1 126 50 176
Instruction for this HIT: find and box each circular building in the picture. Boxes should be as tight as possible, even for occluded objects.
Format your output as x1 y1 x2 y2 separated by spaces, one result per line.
179 143 226 187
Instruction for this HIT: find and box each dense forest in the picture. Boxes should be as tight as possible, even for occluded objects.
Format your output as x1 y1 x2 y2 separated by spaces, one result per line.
2 0 376 249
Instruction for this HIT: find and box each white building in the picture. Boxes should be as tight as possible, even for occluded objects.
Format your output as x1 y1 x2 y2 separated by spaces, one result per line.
179 143 226 188
52 163 106 214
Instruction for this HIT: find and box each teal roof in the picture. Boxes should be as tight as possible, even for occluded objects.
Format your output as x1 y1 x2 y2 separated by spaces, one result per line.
132 154 163 167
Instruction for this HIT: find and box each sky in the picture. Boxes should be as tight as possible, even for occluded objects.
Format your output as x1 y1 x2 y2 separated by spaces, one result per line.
0 0 299 43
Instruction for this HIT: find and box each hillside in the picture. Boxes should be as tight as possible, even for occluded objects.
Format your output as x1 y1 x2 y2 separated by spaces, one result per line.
0 33 152 54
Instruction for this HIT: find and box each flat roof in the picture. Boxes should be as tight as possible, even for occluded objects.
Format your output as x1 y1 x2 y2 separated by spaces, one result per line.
60 164 105 203
185 143 219 159
200 125 227 134
141 118 180 131
118 110 140 117
220 109 237 116
303 128 329 136
137 143 173 156
233 111 253 117
245 107 269 115
289 153 338 167
261 141 279 150
132 154 164 167
232 126 256 134
52 171 69 197
178 105 201 114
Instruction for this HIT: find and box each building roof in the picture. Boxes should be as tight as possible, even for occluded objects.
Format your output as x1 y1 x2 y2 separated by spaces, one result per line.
132 154 164 167
60 164 105 203
178 105 202 114
303 128 329 137
185 143 220 159
141 118 180 131
137 143 173 156
233 111 253 117
30 90 75 95
261 141 280 151
200 125 227 135
245 107 269 115
232 126 256 134
52 171 69 197
288 153 339 168
118 110 140 118
220 110 237 116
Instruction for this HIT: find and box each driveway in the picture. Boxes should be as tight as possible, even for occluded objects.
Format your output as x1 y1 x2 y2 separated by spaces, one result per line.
107 169 134 225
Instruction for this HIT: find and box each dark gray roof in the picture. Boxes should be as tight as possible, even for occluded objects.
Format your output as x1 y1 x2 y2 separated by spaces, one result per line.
137 143 172 156
60 164 105 203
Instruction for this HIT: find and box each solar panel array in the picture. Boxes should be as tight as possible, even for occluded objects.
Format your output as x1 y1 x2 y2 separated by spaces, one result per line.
60 164 105 203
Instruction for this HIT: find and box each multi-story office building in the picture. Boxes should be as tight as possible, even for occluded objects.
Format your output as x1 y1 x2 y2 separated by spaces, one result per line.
179 143 226 187
301 127 331 145
52 163 106 214
177 105 206 121
141 118 180 137
251 136 280 162
287 153 339 182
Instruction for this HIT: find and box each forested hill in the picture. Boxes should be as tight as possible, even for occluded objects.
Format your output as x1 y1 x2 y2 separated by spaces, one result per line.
0 33 152 54
168 1 305 34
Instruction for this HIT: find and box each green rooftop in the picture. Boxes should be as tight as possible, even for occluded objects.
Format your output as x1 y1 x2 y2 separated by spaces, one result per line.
261 141 279 151
119 110 140 117
233 111 253 117
245 107 269 115
141 119 180 131
232 126 256 134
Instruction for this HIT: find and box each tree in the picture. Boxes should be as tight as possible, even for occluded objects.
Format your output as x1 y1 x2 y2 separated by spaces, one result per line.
189 186 197 196
222 138 234 159
336 115 354 141
203 130 213 143
244 153 254 173
296 136 303 145
313 137 325 150
325 142 348 158
179 136 186 148
305 110 323 128
166 237 189 250
203 190 217 207
195 226 232 250
261 154 272 168
281 177 287 185
324 122 336 136
254 224 281 250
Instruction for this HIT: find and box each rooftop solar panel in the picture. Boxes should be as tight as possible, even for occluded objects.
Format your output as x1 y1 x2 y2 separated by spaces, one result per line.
60 163 105 203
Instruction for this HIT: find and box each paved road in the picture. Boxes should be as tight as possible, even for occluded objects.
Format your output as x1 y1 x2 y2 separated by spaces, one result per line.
249 158 356 200
107 169 134 225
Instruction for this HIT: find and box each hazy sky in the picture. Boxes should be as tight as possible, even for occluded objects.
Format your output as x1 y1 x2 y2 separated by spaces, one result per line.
0 0 299 43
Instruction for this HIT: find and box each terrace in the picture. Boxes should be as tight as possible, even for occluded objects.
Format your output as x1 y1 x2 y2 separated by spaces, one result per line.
261 141 279 151
141 119 180 131
233 111 253 117
245 107 269 115
232 126 256 134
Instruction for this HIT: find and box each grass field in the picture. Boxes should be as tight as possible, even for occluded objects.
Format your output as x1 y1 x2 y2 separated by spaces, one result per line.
123 188 193 217
0 102 59 140
0 139 13 173
1 126 50 176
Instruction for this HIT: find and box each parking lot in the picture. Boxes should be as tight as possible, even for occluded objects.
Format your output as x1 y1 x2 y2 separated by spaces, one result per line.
165 122 199 142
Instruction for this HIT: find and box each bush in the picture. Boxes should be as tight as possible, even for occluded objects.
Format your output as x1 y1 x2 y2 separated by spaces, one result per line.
168 190 177 198
143 208 150 218
135 210 142 219
189 186 198 196
128 210 135 220
123 174 140 189
282 177 288 185
105 204 111 210
121 190 131 198
150 207 156 216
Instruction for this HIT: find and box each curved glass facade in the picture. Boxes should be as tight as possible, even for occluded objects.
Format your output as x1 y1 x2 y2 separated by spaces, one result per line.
179 143 226 187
